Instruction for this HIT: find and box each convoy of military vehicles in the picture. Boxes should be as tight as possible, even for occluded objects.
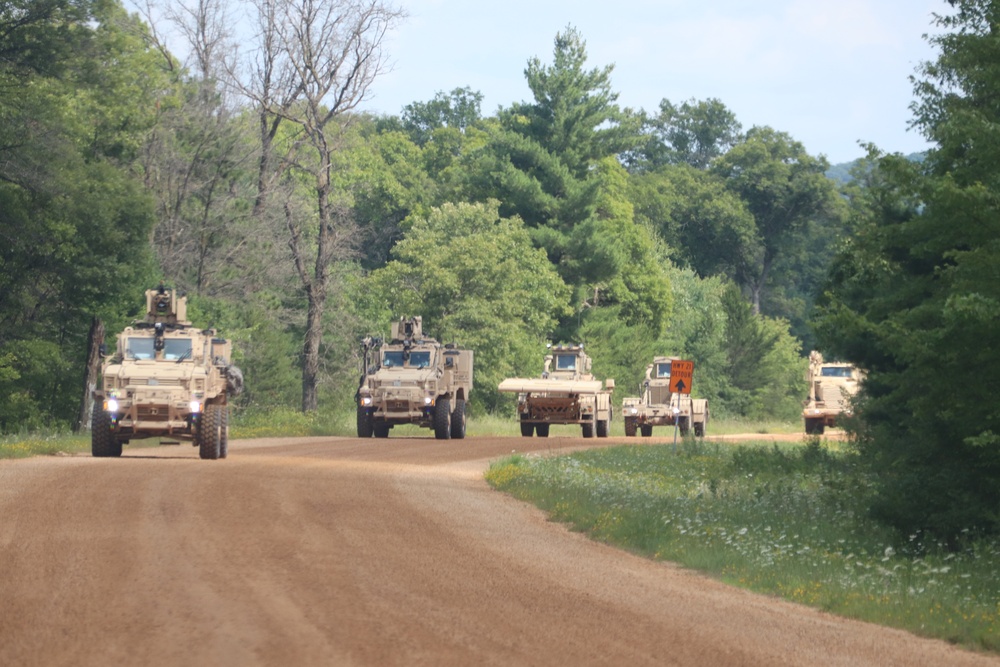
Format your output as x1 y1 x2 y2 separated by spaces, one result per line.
92 286 243 460
92 295 860 454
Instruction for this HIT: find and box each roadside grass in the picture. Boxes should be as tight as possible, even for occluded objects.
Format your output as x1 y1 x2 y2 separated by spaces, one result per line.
706 417 802 436
485 438 1000 653
0 406 351 458
0 431 90 458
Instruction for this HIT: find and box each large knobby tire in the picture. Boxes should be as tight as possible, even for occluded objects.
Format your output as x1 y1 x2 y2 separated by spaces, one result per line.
694 421 705 437
219 405 230 459
805 418 825 435
536 423 550 438
450 399 467 439
373 421 390 438
596 419 609 438
91 403 122 458
520 420 534 437
582 419 595 438
199 403 222 460
357 404 374 438
640 424 653 437
433 397 451 440
624 418 637 437
678 417 690 437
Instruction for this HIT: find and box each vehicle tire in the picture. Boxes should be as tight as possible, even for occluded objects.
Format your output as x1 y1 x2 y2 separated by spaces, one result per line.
536 423 550 438
451 399 467 439
624 418 637 437
434 397 451 440
678 417 690 437
805 418 824 435
694 421 705 437
582 419 595 438
520 420 534 437
91 403 122 458
219 405 230 459
357 404 374 438
199 403 222 460
640 424 653 437
373 421 390 438
596 419 609 438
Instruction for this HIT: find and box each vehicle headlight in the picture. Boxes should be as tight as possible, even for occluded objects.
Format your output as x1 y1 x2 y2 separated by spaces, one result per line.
189 401 202 413
106 398 119 413
360 396 372 406
629 407 638 415
424 396 433 405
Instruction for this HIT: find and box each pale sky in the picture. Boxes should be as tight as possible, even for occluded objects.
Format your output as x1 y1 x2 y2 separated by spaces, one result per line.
362 0 945 166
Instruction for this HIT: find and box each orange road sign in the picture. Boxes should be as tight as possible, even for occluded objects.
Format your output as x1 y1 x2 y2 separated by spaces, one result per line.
669 359 694 394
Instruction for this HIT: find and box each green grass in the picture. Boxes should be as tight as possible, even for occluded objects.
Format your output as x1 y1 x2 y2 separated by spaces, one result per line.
0 431 91 458
485 438 1000 654
0 406 353 458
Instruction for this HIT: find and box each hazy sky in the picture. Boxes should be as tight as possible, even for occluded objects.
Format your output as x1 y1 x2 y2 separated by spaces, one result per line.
361 0 945 165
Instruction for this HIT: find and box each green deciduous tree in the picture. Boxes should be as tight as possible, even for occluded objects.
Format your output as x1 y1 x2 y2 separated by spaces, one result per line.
564 158 672 332
629 97 743 172
712 126 845 314
399 86 483 147
629 163 759 281
0 1 165 432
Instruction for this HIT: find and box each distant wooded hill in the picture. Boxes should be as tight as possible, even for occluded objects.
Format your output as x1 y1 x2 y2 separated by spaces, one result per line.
825 152 927 184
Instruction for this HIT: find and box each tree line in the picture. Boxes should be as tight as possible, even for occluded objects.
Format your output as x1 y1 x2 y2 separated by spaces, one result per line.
1 0 997 543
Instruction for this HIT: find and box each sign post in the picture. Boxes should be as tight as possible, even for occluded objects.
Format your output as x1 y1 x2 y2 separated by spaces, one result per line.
669 360 694 453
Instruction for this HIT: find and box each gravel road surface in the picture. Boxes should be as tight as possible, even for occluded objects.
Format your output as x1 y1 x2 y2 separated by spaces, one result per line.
1 434 996 666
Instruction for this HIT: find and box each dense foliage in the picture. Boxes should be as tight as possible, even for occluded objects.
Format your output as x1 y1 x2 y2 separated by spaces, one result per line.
816 0 1000 541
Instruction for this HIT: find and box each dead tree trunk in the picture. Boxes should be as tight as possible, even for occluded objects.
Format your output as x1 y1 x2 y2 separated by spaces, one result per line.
75 317 105 433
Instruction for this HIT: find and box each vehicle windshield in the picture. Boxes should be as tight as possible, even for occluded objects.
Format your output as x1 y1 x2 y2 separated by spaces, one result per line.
409 351 431 368
821 366 854 378
383 351 405 367
126 337 155 360
164 339 193 361
655 363 671 378
555 355 576 371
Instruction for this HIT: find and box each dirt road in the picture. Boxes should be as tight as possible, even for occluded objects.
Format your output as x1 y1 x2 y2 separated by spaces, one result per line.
1 434 995 666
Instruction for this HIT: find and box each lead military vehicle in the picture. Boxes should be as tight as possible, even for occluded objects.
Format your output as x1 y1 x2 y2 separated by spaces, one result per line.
498 344 614 438
356 317 473 439
622 356 709 437
802 350 863 435
92 286 243 460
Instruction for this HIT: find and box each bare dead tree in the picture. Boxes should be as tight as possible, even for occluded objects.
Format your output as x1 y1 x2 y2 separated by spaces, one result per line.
131 0 263 297
234 0 405 412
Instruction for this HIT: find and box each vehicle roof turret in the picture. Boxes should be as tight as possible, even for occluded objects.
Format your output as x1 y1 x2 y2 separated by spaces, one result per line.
142 285 190 326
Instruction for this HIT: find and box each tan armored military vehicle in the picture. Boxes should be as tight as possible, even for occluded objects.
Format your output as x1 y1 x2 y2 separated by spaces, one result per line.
803 350 863 435
622 356 708 437
356 316 473 439
498 344 614 438
92 286 243 460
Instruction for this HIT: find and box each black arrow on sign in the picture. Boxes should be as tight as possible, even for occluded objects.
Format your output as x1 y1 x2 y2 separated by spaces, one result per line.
674 379 687 393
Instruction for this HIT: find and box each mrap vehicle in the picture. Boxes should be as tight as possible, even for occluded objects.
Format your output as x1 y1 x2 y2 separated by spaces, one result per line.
498 344 614 438
356 316 473 439
92 286 243 460
621 356 708 437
